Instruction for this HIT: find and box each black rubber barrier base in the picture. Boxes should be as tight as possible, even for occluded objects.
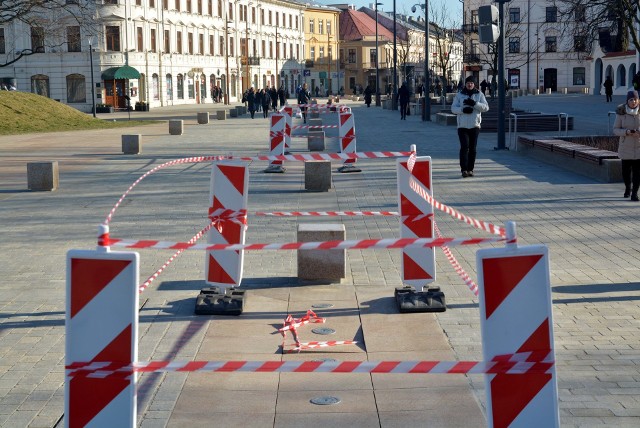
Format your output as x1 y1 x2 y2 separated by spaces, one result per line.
394 286 446 313
337 164 362 173
194 286 245 315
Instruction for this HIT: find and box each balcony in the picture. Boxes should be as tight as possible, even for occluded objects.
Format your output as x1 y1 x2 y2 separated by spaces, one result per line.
241 56 260 66
463 53 481 63
462 23 478 34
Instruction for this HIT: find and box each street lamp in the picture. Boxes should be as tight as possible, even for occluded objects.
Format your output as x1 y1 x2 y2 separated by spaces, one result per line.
392 0 398 110
412 2 430 121
88 36 96 118
375 2 383 106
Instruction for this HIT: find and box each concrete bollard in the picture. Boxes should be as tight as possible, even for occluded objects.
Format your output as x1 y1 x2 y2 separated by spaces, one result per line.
304 160 332 191
121 134 142 154
297 223 345 281
197 112 209 124
308 130 325 151
27 161 59 191
308 118 322 128
546 88 552 95
217 110 227 120
229 108 238 118
169 120 183 135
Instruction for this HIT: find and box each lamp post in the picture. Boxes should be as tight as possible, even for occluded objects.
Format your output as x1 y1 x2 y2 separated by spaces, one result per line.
224 12 231 105
412 2 430 121
392 0 398 110
88 37 96 118
375 2 382 106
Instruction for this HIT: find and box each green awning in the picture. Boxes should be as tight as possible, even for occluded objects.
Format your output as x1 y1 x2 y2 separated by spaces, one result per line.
101 65 141 80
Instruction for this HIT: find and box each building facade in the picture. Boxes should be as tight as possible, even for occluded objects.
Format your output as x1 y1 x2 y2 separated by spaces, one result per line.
302 3 341 97
0 0 306 112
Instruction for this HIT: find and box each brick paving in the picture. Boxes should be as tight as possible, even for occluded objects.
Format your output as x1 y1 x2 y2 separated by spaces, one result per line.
0 93 639 427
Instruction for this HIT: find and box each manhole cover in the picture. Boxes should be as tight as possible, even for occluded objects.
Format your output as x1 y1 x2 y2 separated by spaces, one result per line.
311 303 334 309
312 327 336 335
310 396 341 406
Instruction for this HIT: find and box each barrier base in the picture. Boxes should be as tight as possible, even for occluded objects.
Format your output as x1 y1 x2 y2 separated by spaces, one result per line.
194 287 245 315
264 165 286 174
394 286 446 313
337 164 361 173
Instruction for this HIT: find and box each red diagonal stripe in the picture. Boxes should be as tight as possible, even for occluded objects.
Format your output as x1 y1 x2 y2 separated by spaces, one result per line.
408 159 431 190
257 361 285 372
491 373 552 428
207 254 236 284
295 361 323 372
217 164 246 196
482 254 543 318
403 253 433 280
334 361 362 372
409 361 438 373
70 258 131 318
371 361 400 373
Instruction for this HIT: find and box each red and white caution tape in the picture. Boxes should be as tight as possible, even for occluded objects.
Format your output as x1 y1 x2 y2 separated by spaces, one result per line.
295 103 346 108
409 176 505 238
291 124 339 129
234 150 399 163
256 211 399 217
434 222 478 296
287 341 358 352
105 236 505 251
67 354 554 376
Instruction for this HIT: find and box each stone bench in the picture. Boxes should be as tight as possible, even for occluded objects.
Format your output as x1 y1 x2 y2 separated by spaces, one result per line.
27 161 58 191
169 120 183 135
297 223 345 282
304 160 331 191
217 110 227 120
121 134 142 154
435 112 457 126
197 112 209 124
517 136 621 182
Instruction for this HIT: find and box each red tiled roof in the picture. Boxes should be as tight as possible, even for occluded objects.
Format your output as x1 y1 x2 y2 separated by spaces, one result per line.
340 9 394 42
603 50 636 58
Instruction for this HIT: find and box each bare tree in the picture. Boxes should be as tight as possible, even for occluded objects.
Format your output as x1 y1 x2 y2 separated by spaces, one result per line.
554 0 639 57
1 0 95 67
429 1 457 93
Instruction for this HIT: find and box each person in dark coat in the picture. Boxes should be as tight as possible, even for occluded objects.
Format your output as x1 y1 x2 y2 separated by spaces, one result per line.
246 87 256 119
603 76 614 102
297 83 311 123
480 79 488 95
398 82 410 120
255 89 262 112
261 88 271 118
278 85 286 107
364 85 372 107
270 87 278 110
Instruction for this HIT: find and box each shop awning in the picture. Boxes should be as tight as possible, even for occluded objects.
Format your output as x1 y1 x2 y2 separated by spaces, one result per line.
101 65 141 80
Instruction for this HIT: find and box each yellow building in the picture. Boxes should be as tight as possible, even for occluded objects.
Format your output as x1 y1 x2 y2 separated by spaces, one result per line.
303 3 341 96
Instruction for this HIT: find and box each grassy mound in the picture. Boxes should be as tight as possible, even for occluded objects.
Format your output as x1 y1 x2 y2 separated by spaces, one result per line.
0 91 153 135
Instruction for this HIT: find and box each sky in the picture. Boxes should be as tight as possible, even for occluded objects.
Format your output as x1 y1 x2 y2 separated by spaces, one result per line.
316 0 464 26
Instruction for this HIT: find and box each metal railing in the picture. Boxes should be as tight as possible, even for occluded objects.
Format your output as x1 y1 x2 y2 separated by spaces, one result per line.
508 112 570 150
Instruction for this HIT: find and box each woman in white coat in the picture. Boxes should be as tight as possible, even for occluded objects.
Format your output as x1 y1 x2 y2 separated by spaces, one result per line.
451 76 489 178
613 90 640 201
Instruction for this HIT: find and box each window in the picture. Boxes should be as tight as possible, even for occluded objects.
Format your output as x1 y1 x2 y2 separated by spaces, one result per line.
309 19 314 33
252 7 256 23
199 33 204 54
545 36 557 52
370 48 376 65
176 0 181 12
509 7 520 23
310 46 315 60
164 29 170 53
240 37 247 56
319 20 323 35
508 37 520 53
328 46 332 60
275 12 279 26
319 46 324 59
262 40 265 57
218 0 222 17
31 75 50 97
229 36 234 56
575 5 586 22
327 20 331 35
289 14 292 28
137 27 143 52
152 74 159 100
208 0 212 15
163 0 168 9
290 43 293 59
268 10 272 25
188 32 193 54
150 0 155 8
177 74 184 99
229 2 233 19
0 29 5 54
67 26 81 52
186 0 192 13
261 9 265 25
166 74 173 100
220 36 225 55
296 16 298 29
66 74 86 103
31 27 45 53
150 29 157 53
209 35 214 55
546 7 557 23
269 41 273 58
574 35 586 52
136 0 141 5
177 31 182 53
198 0 202 15
348 48 356 63
573 67 585 85
106 26 120 51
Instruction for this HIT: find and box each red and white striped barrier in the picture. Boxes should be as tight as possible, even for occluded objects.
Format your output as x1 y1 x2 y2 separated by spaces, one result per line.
476 225 559 427
265 114 286 173
255 210 399 217
106 236 505 251
67 353 554 376
338 111 359 172
205 161 249 289
292 124 339 130
287 341 358 352
282 105 293 151
398 155 436 289
65 248 139 427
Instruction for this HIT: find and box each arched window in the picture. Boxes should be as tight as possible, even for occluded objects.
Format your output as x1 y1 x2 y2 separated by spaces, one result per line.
166 74 173 100
177 74 184 99
66 74 86 103
188 75 195 99
31 74 50 97
617 64 626 88
629 64 637 88
152 73 159 100
253 73 258 89
231 74 237 96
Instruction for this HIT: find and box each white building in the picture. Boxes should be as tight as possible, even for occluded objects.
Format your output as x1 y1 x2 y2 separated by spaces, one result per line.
0 0 306 112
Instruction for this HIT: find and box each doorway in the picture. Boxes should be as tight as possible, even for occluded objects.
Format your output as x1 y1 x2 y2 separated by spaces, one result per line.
543 68 557 92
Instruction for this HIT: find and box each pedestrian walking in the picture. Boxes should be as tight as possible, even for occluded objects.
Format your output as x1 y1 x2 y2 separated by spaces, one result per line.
398 82 410 120
604 76 614 102
613 90 640 201
261 89 271 118
297 83 311 123
278 85 286 107
246 87 256 119
270 87 278 111
480 79 488 95
451 75 489 178
364 85 372 107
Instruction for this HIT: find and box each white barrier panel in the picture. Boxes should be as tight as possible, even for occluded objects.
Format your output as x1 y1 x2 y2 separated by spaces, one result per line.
267 114 286 171
65 249 139 428
397 156 435 288
476 244 559 428
282 105 293 151
338 112 357 168
205 161 249 289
